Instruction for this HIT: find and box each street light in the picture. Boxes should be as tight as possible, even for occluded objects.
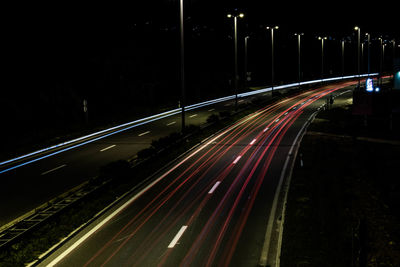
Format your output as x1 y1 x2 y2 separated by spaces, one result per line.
354 26 361 86
341 39 345 77
318 36 327 79
180 0 185 133
365 33 371 74
294 33 304 85
227 11 245 110
244 36 250 90
266 26 279 94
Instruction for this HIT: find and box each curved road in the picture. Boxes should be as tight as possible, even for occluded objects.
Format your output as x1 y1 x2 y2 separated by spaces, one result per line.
39 80 356 266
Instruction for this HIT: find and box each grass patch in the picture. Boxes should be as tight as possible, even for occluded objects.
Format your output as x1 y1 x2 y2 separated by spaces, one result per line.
281 106 400 267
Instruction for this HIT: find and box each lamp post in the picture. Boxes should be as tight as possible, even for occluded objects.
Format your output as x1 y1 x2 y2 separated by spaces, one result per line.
318 36 327 79
295 33 304 85
365 33 371 74
180 0 185 133
244 36 250 90
392 39 396 63
354 26 361 86
341 39 345 77
227 12 244 110
383 43 387 72
267 26 279 94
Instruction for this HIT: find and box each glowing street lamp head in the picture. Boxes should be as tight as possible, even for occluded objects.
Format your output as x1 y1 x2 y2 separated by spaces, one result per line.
354 26 359 31
227 14 232 18
239 13 245 18
266 25 279 30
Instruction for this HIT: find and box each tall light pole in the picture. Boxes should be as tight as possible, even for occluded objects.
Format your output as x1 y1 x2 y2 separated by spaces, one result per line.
354 26 361 86
267 26 279 94
295 33 304 85
244 36 250 90
365 33 371 75
227 12 244 110
378 37 384 87
392 39 396 64
341 39 345 77
383 43 387 72
318 36 327 79
180 0 185 133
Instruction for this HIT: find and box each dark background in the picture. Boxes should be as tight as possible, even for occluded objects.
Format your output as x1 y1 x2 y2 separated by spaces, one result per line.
1 1 398 156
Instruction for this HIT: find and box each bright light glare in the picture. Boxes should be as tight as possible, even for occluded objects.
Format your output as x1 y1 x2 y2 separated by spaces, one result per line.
227 14 232 18
239 13 245 18
0 72 380 173
375 87 380 92
354 26 359 30
366 78 374 92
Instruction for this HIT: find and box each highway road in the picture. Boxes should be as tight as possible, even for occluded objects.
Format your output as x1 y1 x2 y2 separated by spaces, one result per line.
38 80 357 267
0 95 241 227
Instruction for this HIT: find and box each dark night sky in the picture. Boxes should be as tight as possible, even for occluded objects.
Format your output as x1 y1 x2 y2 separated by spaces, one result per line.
5 1 397 76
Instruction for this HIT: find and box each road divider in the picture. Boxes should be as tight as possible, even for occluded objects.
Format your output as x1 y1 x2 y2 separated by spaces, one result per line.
0 73 378 174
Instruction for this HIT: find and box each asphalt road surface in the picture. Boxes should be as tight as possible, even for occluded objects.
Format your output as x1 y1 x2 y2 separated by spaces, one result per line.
39 81 357 267
0 94 245 227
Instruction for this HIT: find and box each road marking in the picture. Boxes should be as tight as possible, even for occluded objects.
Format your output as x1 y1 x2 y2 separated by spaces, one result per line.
41 164 67 176
138 131 150 137
263 127 269 133
208 181 221 194
233 155 242 164
238 99 244 103
208 108 215 112
284 112 288 115
43 119 263 266
250 139 257 145
167 121 176 126
168 226 188 248
189 114 197 118
100 145 116 152
224 103 231 107
275 119 280 122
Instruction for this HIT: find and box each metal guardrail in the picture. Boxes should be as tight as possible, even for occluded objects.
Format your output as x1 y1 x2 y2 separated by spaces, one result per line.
0 73 378 175
0 182 102 249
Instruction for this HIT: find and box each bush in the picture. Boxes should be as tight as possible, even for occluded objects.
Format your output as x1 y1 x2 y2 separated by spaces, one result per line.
207 114 220 124
99 160 131 180
137 147 156 159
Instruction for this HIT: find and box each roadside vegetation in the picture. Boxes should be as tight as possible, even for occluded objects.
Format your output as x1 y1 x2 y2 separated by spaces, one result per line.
281 102 400 267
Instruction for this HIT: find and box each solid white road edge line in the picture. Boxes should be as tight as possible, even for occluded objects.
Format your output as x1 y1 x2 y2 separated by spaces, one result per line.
168 226 188 248
41 164 67 176
100 145 116 152
258 109 319 267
